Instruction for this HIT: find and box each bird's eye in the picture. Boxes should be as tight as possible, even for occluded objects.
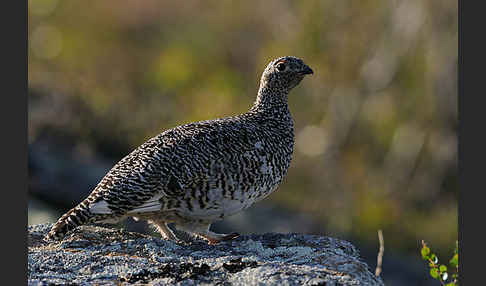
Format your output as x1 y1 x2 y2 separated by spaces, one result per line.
276 63 286 72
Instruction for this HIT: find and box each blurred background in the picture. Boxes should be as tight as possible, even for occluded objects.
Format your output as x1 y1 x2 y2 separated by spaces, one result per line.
28 0 457 285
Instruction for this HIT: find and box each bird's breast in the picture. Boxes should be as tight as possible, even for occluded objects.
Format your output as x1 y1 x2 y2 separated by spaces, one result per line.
175 136 293 221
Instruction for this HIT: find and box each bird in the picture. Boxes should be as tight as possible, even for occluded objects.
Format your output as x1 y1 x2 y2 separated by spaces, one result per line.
47 56 313 244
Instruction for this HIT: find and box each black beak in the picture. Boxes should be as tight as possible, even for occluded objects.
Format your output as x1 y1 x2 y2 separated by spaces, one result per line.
301 65 314 75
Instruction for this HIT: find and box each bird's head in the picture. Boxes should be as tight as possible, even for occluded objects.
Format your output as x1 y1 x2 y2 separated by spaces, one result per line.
259 56 313 94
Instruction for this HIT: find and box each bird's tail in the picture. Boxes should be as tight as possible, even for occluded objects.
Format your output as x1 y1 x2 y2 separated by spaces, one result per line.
46 200 94 240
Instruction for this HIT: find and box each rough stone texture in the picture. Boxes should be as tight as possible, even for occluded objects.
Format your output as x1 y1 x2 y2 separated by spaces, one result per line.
28 223 384 286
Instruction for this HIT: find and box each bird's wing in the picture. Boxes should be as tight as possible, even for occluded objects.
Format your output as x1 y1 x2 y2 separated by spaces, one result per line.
88 117 262 216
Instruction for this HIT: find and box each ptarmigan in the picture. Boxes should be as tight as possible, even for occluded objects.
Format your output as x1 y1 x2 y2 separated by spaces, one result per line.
47 56 313 244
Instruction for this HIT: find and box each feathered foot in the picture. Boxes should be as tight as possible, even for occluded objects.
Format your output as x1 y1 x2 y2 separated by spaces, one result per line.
175 222 240 245
199 232 240 245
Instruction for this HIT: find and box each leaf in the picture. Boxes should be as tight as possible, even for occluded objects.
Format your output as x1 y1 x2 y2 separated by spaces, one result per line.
449 253 458 268
445 283 456 286
430 268 439 279
439 265 447 273
421 245 431 259
430 253 438 264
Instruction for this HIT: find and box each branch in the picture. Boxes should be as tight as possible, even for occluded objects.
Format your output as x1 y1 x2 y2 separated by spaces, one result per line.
375 229 384 277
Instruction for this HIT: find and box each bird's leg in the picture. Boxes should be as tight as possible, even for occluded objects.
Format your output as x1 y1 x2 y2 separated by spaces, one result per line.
175 222 240 245
149 220 178 241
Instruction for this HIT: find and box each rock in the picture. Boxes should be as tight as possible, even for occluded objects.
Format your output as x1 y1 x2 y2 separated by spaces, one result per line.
28 223 384 286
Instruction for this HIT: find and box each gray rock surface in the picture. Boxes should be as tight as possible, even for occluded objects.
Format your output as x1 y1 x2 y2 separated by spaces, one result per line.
28 223 384 286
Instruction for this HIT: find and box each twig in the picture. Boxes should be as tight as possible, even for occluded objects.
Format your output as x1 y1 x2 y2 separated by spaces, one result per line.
375 229 384 277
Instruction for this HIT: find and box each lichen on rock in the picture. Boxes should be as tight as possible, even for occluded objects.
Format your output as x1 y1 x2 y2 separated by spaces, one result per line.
28 223 384 285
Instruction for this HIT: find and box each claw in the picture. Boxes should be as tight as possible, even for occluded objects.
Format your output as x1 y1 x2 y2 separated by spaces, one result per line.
206 232 240 245
221 232 240 241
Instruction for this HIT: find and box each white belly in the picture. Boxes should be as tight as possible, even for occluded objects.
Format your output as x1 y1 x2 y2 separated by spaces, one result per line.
179 183 277 221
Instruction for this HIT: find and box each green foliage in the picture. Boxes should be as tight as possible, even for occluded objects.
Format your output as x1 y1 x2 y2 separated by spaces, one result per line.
421 240 459 285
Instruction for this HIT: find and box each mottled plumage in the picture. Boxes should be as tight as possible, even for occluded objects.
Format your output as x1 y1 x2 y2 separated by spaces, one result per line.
47 56 313 244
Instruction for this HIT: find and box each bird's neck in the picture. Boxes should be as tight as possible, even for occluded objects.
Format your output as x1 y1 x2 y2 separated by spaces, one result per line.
251 85 290 112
